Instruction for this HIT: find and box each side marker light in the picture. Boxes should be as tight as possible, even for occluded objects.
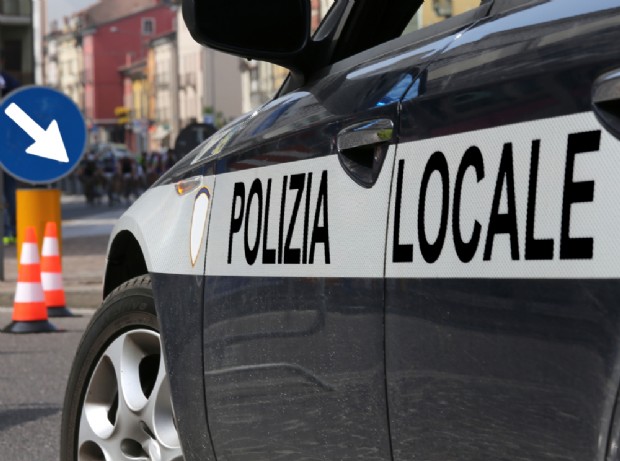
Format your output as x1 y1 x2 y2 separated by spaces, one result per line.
175 176 202 196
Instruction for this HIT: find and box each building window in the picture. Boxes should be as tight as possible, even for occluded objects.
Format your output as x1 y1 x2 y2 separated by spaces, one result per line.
142 18 155 36
0 0 21 16
249 67 259 92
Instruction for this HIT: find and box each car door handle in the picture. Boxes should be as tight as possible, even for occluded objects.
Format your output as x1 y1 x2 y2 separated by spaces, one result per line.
592 69 620 140
336 119 394 188
337 119 394 151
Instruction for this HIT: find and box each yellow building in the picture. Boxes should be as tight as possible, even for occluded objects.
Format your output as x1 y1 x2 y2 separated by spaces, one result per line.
120 59 148 153
420 0 481 27
132 79 149 123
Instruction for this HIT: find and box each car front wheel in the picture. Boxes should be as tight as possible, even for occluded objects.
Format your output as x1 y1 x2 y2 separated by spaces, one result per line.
60 275 184 461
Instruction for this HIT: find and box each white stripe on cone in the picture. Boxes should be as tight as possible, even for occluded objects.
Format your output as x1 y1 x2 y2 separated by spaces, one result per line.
41 272 64 291
42 237 59 256
20 243 40 264
14 282 45 303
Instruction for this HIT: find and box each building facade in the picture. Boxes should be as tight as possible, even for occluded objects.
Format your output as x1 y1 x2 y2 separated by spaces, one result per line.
149 31 179 150
176 13 204 129
0 0 34 84
45 16 83 107
81 4 175 143
120 58 148 153
79 0 160 27
41 0 481 154
175 7 247 130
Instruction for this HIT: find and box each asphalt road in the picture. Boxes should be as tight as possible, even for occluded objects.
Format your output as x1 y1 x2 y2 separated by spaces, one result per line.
0 196 129 459
0 308 92 460
61 197 129 239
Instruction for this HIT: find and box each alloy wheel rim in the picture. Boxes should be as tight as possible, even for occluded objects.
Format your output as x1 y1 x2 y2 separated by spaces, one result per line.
78 328 183 461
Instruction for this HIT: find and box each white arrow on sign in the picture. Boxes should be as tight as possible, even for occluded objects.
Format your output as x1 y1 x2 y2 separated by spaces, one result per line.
4 102 69 163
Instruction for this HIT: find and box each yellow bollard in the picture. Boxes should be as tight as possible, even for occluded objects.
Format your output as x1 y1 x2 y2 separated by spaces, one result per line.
16 189 62 263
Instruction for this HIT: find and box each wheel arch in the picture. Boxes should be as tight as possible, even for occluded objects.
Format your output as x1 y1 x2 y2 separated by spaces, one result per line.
103 230 148 298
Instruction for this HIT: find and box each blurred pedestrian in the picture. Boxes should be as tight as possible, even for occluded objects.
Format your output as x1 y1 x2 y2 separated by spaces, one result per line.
0 50 19 94
120 154 136 203
78 152 104 205
146 151 164 187
100 149 121 206
165 148 178 170
135 152 147 195
1 48 20 245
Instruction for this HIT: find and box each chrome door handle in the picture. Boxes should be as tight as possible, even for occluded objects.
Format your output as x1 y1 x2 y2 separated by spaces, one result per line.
337 119 394 151
336 119 394 188
592 69 620 140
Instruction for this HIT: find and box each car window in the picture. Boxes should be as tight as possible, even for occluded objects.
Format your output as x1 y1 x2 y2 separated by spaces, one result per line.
318 0 491 76
311 0 336 34
402 0 484 36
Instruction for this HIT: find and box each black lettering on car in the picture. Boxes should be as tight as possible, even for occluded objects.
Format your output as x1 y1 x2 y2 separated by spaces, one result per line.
262 178 277 264
525 140 554 260
484 142 519 261
391 129 601 266
453 146 484 263
418 151 449 263
284 173 305 264
303 173 313 264
244 178 263 265
560 131 600 260
227 170 330 265
278 175 288 264
228 182 245 264
393 159 413 263
309 170 330 264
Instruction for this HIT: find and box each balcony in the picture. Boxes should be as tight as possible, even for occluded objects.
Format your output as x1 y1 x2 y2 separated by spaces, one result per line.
155 74 170 90
179 73 196 89
0 0 31 23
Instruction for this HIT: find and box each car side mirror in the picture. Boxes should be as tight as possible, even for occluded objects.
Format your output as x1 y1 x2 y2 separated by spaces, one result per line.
182 0 311 75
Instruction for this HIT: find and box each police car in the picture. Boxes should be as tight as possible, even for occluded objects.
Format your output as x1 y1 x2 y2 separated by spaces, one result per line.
60 0 620 459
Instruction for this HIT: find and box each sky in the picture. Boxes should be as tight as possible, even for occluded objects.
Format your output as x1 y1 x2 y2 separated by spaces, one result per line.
47 0 98 26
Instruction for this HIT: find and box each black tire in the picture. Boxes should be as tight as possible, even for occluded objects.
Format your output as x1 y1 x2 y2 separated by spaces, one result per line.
60 275 183 460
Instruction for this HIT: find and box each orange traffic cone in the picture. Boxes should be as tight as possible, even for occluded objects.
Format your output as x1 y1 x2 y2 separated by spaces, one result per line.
41 221 73 317
3 226 57 333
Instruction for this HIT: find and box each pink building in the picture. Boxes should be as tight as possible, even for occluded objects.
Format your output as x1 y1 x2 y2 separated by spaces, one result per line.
81 4 175 142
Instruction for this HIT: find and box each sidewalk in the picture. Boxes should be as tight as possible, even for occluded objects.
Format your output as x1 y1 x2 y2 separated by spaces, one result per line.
0 234 109 309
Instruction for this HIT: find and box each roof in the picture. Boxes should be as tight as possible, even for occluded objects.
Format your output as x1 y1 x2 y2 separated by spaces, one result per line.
81 0 159 27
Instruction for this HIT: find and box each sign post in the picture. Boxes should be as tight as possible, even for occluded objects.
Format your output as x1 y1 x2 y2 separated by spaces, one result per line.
0 86 87 262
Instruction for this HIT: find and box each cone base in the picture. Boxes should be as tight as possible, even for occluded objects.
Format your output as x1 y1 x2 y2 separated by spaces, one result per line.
3 320 59 334
48 306 75 317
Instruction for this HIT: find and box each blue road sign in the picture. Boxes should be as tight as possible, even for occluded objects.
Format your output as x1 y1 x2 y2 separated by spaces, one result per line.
0 85 87 184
